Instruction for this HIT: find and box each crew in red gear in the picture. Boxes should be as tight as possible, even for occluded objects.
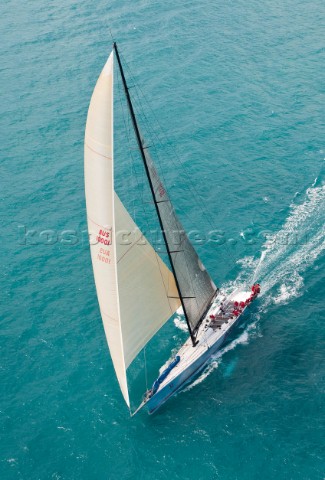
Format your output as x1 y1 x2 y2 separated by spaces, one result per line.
251 283 261 295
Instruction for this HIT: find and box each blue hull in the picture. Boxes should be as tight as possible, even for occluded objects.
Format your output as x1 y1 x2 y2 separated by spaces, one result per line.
146 314 240 414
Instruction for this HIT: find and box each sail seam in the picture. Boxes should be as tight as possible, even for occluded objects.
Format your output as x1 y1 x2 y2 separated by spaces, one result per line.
116 239 143 263
87 215 112 230
85 142 112 160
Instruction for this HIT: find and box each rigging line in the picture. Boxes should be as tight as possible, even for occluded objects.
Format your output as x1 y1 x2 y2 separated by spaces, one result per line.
117 63 150 228
159 206 203 327
120 56 216 231
116 66 167 255
115 61 134 203
108 27 115 44
116 53 163 245
118 53 172 191
123 97 154 229
117 61 218 266
135 107 225 259
125 124 160 249
126 80 239 276
177 252 201 329
143 347 148 392
121 84 218 332
155 244 178 315
168 232 205 335
114 43 198 347
121 79 150 226
120 74 137 218
119 55 239 271
129 96 172 193
116 60 151 234
116 63 179 401
117 47 219 338
115 48 177 314
117 61 219 284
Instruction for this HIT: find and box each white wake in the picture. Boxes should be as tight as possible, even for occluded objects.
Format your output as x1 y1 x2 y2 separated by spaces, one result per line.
175 182 325 387
183 322 257 392
255 183 324 303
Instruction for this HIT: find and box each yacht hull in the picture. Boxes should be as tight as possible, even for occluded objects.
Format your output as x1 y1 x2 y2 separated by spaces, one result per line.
146 290 249 414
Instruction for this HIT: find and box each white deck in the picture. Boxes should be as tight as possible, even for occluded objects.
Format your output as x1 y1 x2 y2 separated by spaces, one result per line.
156 289 251 391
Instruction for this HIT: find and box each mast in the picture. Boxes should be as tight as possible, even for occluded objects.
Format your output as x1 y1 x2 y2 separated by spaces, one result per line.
113 42 198 347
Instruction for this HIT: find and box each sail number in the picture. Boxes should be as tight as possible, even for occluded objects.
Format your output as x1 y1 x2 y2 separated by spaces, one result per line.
97 228 111 245
97 247 111 264
96 228 112 264
97 253 111 264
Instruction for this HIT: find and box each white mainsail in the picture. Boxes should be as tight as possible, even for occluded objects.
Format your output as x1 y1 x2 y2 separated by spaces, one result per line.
84 52 180 407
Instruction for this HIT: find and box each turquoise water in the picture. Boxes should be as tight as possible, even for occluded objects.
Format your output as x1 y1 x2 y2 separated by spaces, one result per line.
1 0 324 478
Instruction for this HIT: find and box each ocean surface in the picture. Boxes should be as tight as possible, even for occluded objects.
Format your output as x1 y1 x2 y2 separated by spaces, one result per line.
1 0 324 478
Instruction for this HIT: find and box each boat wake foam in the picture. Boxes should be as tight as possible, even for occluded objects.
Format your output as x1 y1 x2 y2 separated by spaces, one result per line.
183 322 257 392
256 183 324 303
229 182 325 307
173 314 188 332
175 182 324 389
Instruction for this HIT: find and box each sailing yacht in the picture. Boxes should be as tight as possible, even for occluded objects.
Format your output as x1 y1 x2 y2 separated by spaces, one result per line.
84 43 260 415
